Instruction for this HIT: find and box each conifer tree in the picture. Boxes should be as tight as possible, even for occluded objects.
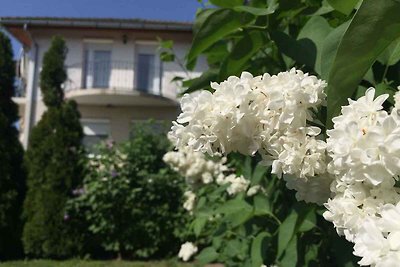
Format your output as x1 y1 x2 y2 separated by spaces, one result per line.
0 31 26 260
23 36 84 258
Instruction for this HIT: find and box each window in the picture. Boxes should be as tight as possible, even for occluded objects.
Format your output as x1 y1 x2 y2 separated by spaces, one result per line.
81 119 110 150
136 54 155 91
135 43 161 94
92 50 111 88
83 42 112 89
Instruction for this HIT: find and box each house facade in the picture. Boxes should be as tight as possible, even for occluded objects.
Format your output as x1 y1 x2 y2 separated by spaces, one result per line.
0 17 206 148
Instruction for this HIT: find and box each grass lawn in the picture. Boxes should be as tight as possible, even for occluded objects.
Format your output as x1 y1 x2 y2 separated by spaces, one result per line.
0 260 196 267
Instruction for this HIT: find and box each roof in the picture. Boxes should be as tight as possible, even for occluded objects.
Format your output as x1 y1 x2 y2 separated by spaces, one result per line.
0 16 193 31
0 16 193 48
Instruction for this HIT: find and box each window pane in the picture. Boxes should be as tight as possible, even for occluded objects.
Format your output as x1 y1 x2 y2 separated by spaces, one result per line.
93 50 111 88
137 54 155 92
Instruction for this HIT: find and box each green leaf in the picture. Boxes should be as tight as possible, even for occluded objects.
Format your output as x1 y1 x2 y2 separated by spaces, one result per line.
233 5 277 16
304 243 320 265
225 239 243 258
298 207 316 232
216 198 252 215
279 235 298 267
187 9 255 68
218 198 253 227
375 83 396 105
197 247 219 264
181 69 218 95
326 0 400 127
251 164 268 184
220 30 266 79
160 51 175 62
327 0 359 15
210 0 243 8
159 39 173 49
378 37 400 66
313 0 335 15
253 194 272 216
320 21 350 80
205 41 229 66
271 31 316 69
242 156 253 179
277 209 298 258
251 232 271 267
297 16 333 74
193 216 207 237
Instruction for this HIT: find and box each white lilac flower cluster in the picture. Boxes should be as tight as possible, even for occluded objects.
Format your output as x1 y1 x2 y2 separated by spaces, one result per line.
163 147 228 186
163 147 251 211
324 88 400 266
178 241 198 261
169 69 331 205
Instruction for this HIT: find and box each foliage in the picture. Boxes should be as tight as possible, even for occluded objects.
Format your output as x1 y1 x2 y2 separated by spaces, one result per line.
162 0 400 266
66 123 190 259
39 36 67 107
0 31 26 259
23 36 84 258
0 259 194 267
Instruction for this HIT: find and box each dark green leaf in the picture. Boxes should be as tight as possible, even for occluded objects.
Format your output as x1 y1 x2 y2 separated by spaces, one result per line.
279 235 298 267
251 164 268 184
251 232 271 267
233 5 277 16
297 16 333 74
253 194 272 216
242 156 253 179
375 83 395 105
181 69 218 95
197 247 219 264
326 0 400 127
159 39 173 49
277 209 298 258
160 51 175 62
193 216 207 237
187 9 255 68
271 31 316 68
220 30 266 79
210 0 243 8
327 0 359 15
378 37 400 66
217 198 253 215
298 207 316 232
218 198 253 227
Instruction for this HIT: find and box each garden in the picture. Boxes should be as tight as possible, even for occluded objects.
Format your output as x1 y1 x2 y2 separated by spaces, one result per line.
1 0 400 266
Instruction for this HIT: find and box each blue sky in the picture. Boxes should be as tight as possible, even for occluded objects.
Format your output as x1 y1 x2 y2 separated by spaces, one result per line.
0 0 203 56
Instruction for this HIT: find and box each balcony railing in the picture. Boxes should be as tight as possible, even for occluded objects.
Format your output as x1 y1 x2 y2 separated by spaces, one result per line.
64 60 161 95
13 77 26 98
12 60 166 103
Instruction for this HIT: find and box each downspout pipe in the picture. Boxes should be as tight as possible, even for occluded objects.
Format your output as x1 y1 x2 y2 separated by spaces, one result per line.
22 23 39 149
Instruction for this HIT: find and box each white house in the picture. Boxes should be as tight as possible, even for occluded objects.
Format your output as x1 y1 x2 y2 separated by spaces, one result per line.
0 17 206 148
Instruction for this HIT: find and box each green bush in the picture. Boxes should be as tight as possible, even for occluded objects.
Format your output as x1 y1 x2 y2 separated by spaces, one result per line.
0 31 26 259
66 123 189 259
23 36 84 258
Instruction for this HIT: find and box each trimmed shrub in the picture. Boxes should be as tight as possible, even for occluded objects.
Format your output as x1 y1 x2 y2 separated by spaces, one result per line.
0 31 26 259
23 36 84 258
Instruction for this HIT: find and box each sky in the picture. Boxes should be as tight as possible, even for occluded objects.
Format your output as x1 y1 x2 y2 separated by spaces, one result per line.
0 0 203 56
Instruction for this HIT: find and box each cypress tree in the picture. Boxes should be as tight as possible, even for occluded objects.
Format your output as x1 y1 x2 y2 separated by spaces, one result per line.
23 36 84 258
0 31 26 260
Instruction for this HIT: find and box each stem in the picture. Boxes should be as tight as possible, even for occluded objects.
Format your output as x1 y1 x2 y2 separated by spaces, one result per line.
382 64 389 83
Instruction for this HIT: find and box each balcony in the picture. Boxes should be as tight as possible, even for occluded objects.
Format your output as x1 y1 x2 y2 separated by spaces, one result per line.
12 77 27 105
63 60 177 107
